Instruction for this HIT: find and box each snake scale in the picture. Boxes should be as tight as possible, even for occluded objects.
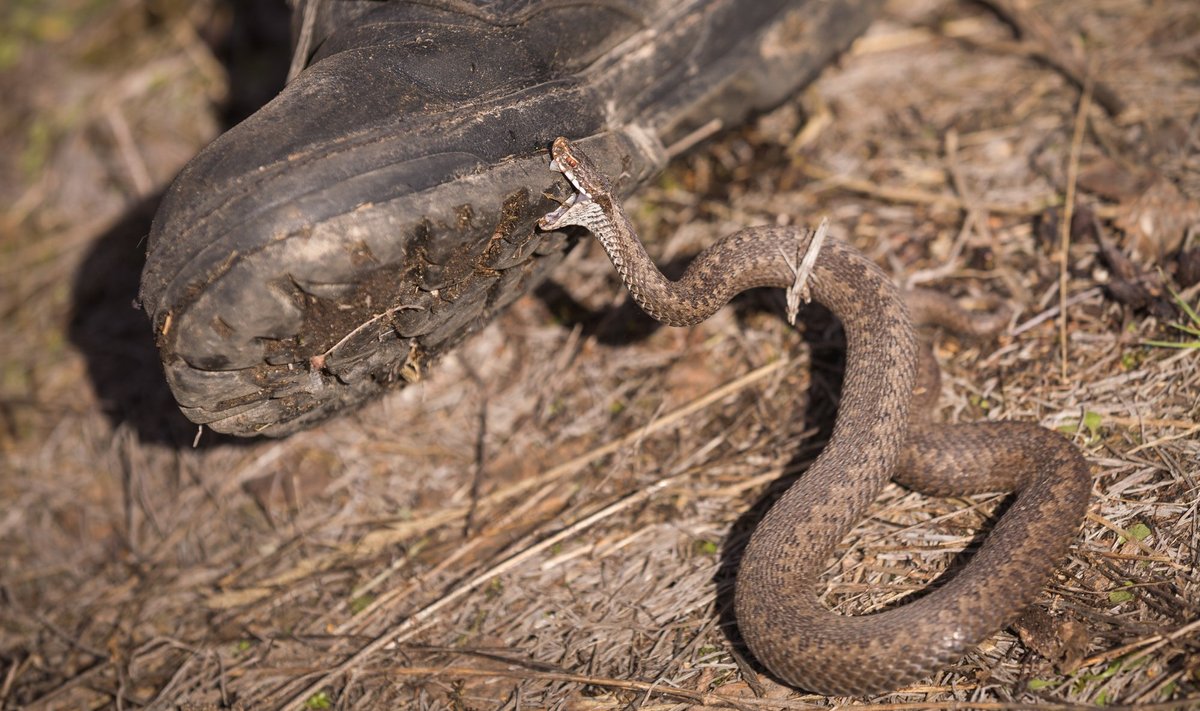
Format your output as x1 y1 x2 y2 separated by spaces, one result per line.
538 137 1091 695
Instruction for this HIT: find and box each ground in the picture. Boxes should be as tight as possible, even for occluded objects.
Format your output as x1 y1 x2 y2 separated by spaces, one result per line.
1 0 1198 709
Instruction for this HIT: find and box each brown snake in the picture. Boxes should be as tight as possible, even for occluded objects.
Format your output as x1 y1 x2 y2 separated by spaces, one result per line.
538 137 1092 695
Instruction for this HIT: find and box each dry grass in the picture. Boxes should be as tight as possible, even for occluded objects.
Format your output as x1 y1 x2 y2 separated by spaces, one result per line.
1 0 1198 709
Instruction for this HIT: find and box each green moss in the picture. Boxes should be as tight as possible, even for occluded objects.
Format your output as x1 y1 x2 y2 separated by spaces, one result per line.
1108 583 1134 604
1119 522 1151 544
1120 350 1142 370
20 119 53 179
0 35 23 70
349 594 374 615
1057 410 1102 444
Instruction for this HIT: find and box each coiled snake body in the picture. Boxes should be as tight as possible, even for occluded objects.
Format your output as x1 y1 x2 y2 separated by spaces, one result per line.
539 137 1091 695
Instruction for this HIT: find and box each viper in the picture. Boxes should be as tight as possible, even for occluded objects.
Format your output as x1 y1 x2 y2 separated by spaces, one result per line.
538 136 1091 695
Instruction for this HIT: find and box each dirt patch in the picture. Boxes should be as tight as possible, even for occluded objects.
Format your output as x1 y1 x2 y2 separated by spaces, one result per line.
1 0 1198 709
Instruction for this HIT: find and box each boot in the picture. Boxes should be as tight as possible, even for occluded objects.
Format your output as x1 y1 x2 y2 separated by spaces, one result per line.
139 0 880 436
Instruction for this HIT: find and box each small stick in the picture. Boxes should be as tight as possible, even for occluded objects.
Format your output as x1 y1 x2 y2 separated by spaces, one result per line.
798 161 1055 216
1010 287 1102 336
347 358 791 542
287 0 319 84
1078 618 1200 670
309 303 420 372
665 118 724 158
977 0 1126 117
1086 512 1175 566
279 471 694 711
781 217 829 325
1059 78 1093 378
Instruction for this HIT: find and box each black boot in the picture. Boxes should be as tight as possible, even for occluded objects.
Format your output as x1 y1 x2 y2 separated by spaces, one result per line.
140 0 880 436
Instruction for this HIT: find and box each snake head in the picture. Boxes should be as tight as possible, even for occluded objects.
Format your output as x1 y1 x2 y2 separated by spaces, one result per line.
538 137 608 231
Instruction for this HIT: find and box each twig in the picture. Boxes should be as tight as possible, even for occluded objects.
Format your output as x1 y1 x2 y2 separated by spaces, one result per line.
1010 287 1102 335
0 657 24 707
781 218 829 324
1079 618 1200 669
103 104 153 197
348 358 792 544
287 0 319 84
1125 425 1200 455
1086 512 1178 567
309 303 420 371
22 659 112 710
457 353 490 537
1059 77 1093 378
1095 415 1199 431
331 478 561 636
268 657 1200 711
797 161 1055 216
976 0 1126 117
905 130 985 288
279 471 697 710
666 118 724 158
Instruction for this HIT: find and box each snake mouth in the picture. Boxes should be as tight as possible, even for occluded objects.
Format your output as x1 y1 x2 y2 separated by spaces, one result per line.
539 155 592 230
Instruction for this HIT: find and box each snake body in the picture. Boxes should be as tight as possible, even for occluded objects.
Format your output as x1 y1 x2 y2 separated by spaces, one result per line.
539 137 1091 695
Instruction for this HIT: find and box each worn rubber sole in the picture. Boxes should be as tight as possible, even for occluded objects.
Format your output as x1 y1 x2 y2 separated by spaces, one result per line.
140 0 880 436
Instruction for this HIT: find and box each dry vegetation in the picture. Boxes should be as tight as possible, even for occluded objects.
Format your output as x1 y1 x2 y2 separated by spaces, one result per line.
2 0 1198 709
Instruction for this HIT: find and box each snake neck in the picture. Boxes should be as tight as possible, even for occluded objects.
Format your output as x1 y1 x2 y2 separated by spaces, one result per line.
551 195 707 325
592 196 800 326
589 197 703 325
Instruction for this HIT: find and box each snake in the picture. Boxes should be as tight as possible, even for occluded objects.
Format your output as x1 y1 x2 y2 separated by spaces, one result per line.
537 137 1092 695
